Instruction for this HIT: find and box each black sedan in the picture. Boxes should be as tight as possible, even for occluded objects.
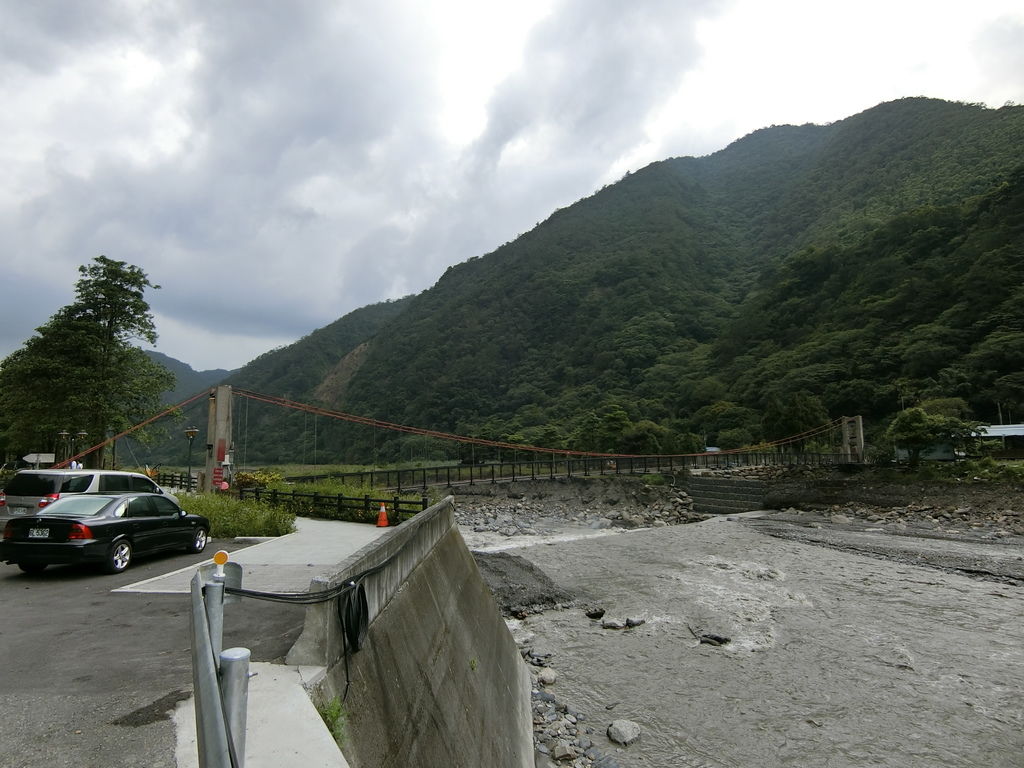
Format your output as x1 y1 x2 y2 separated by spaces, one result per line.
0 493 209 574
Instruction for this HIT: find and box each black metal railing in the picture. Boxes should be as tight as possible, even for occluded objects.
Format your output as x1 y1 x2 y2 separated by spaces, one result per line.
159 451 848 507
284 451 849 491
236 487 429 524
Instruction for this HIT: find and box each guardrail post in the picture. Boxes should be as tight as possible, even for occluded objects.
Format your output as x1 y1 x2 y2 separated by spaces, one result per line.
190 574 231 768
220 647 251 766
204 579 225 668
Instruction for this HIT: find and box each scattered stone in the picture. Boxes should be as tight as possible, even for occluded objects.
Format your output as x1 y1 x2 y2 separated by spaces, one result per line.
697 632 731 647
530 684 619 767
585 607 606 620
552 741 576 761
607 719 641 746
538 668 558 686
625 617 646 628
601 617 625 630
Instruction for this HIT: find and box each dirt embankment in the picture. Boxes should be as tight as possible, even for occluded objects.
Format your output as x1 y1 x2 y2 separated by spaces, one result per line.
451 474 708 534
759 466 1024 536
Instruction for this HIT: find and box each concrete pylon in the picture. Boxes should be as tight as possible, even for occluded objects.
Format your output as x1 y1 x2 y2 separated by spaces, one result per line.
203 385 234 493
841 415 865 463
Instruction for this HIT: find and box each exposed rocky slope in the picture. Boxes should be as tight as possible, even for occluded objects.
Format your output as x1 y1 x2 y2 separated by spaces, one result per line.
451 475 707 537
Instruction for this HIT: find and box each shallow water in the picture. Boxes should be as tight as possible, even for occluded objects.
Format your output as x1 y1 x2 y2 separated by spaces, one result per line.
501 518 1024 767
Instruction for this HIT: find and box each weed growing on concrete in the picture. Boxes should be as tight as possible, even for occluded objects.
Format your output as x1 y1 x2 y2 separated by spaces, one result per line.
316 696 348 747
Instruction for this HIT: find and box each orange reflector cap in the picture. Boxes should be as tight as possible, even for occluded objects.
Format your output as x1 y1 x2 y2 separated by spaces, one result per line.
213 550 230 566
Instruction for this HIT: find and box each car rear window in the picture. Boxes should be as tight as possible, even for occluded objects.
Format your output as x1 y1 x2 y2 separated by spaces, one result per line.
4 474 61 495
40 496 113 518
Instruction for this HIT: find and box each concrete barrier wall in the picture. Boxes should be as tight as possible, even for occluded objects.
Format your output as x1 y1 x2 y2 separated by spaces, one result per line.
289 497 533 768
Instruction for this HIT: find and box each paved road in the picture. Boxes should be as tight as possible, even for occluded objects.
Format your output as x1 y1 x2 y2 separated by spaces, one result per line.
0 540 306 768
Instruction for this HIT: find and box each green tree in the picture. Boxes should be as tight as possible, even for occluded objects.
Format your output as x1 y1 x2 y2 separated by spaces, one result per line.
620 419 668 454
761 391 830 448
687 400 761 447
884 407 976 467
0 256 174 466
918 397 971 418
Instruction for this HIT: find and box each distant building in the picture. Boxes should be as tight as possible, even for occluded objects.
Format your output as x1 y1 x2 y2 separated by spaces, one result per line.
978 423 1024 458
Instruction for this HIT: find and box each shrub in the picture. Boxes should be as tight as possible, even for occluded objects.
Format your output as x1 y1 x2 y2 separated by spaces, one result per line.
180 493 296 538
234 469 284 490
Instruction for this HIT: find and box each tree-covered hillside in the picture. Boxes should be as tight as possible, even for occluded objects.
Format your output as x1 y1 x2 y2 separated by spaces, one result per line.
192 98 1024 463
145 351 231 405
715 164 1024 429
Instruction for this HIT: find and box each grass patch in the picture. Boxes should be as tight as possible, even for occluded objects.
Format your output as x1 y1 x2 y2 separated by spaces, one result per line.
316 696 347 747
179 493 296 538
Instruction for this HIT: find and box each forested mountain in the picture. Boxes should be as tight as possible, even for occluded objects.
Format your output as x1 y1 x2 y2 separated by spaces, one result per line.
171 98 1024 463
714 166 1024 427
144 351 232 405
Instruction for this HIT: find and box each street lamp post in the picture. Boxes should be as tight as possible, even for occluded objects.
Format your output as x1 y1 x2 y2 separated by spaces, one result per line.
185 427 199 491
57 431 70 464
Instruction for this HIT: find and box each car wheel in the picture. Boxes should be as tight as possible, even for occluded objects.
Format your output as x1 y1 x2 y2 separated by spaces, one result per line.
18 562 47 574
104 540 133 574
186 527 209 554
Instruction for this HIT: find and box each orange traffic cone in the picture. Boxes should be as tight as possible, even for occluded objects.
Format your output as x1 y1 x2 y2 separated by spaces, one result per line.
376 502 389 527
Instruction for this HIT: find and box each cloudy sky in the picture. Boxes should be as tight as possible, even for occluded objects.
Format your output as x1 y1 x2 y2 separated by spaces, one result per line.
2 0 1022 372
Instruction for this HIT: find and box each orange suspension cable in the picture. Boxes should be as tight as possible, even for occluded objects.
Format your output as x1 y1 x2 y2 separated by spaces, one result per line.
55 389 211 468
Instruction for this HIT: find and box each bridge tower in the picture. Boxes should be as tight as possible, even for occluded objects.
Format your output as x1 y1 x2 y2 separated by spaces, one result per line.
840 415 865 463
203 385 234 492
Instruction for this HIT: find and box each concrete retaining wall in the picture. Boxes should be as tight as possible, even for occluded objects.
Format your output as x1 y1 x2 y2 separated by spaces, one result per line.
288 497 533 768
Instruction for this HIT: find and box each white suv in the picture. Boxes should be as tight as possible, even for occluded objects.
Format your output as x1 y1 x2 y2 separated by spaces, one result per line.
0 470 178 525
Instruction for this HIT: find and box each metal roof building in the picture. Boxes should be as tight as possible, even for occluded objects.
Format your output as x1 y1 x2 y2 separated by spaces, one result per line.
979 424 1024 437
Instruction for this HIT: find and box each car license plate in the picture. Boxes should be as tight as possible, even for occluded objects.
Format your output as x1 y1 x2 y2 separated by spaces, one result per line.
28 528 49 539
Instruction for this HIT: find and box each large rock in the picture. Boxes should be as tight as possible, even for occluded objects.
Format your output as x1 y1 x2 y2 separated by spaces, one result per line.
607 719 641 746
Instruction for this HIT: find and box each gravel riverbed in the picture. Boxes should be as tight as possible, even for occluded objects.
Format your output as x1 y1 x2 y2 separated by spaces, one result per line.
454 477 1024 767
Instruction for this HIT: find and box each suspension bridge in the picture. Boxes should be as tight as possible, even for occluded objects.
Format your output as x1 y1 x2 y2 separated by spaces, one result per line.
54 386 865 493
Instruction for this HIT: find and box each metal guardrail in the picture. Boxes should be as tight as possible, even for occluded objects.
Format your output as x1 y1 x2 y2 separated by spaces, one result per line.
190 561 249 767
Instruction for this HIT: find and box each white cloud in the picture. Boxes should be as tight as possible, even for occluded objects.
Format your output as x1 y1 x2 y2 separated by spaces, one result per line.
0 0 1021 374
